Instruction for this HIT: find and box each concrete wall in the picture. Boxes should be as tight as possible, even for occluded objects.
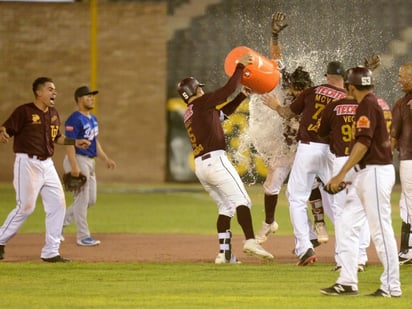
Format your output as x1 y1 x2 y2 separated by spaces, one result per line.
0 2 167 183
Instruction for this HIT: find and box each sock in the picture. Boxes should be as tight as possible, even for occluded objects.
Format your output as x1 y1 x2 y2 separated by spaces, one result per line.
264 194 278 224
236 205 254 239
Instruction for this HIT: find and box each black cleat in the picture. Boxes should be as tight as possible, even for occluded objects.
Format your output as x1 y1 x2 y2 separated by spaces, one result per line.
0 245 4 260
367 289 400 298
320 284 358 296
41 255 71 263
297 248 317 266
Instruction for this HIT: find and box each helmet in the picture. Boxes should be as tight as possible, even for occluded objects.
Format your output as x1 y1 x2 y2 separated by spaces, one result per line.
346 66 374 86
176 77 204 103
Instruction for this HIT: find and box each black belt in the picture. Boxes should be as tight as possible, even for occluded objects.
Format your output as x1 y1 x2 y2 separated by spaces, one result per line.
354 164 366 172
201 153 211 160
28 154 49 161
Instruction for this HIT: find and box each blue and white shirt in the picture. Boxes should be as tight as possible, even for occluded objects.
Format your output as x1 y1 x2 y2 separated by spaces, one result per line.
65 111 99 157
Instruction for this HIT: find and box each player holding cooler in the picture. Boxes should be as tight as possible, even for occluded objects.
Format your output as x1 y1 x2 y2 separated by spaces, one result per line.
177 53 274 264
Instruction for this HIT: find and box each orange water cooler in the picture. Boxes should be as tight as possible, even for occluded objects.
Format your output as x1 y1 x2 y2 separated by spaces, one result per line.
224 46 280 94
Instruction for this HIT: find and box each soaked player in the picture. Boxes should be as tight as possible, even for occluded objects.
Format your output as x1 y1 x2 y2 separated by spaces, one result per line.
321 67 401 297
256 12 329 246
177 53 273 264
262 61 346 266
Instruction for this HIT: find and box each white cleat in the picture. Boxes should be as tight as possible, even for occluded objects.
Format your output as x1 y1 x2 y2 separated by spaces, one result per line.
243 239 274 260
255 221 279 244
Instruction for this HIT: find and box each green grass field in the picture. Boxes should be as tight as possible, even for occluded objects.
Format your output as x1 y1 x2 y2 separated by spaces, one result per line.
0 182 411 308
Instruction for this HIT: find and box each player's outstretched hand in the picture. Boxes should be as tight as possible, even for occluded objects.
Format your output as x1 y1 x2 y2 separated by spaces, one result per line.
364 54 381 71
261 93 281 110
272 12 288 34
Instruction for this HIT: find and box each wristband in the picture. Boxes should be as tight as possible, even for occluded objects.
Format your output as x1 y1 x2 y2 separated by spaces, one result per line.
64 137 76 145
271 32 279 44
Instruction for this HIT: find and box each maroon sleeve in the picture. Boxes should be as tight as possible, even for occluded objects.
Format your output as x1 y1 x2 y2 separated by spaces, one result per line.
201 63 245 110
355 93 392 165
220 93 247 116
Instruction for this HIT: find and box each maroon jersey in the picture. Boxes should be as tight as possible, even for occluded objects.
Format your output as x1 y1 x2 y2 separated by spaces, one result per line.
290 84 346 144
355 93 392 166
183 64 246 158
390 90 412 160
318 98 358 156
2 102 62 157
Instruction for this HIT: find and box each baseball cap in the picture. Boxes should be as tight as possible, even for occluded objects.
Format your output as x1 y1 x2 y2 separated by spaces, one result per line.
74 86 99 101
325 61 345 77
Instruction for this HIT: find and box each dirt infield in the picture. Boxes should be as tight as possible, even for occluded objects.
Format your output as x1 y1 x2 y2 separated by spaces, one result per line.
2 233 380 265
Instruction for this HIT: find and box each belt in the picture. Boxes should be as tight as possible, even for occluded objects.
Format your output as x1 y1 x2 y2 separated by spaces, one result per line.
28 154 49 161
201 153 211 160
354 164 366 172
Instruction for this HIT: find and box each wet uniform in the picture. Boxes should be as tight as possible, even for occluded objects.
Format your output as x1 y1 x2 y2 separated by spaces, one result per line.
332 93 400 296
0 103 66 259
287 84 346 258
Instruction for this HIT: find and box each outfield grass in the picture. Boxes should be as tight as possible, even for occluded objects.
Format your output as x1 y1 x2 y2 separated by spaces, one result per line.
0 183 409 308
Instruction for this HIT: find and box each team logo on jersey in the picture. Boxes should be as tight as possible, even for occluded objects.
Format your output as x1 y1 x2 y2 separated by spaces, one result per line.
356 116 370 129
315 86 346 100
334 104 357 115
184 104 194 122
377 98 390 111
65 125 74 132
32 114 41 124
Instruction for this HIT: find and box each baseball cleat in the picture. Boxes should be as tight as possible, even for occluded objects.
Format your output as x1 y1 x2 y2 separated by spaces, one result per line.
77 237 101 246
214 252 241 264
41 255 71 263
243 239 274 260
0 245 4 260
320 284 358 296
367 288 400 298
297 248 317 266
255 221 279 244
399 256 412 265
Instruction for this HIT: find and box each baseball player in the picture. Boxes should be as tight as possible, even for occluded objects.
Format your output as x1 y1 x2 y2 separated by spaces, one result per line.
318 75 371 273
0 77 90 262
321 67 401 297
390 62 412 265
62 86 116 246
177 53 273 264
256 12 328 246
261 61 346 266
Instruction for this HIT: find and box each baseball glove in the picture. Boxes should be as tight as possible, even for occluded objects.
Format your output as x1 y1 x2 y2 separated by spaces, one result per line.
62 172 87 193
